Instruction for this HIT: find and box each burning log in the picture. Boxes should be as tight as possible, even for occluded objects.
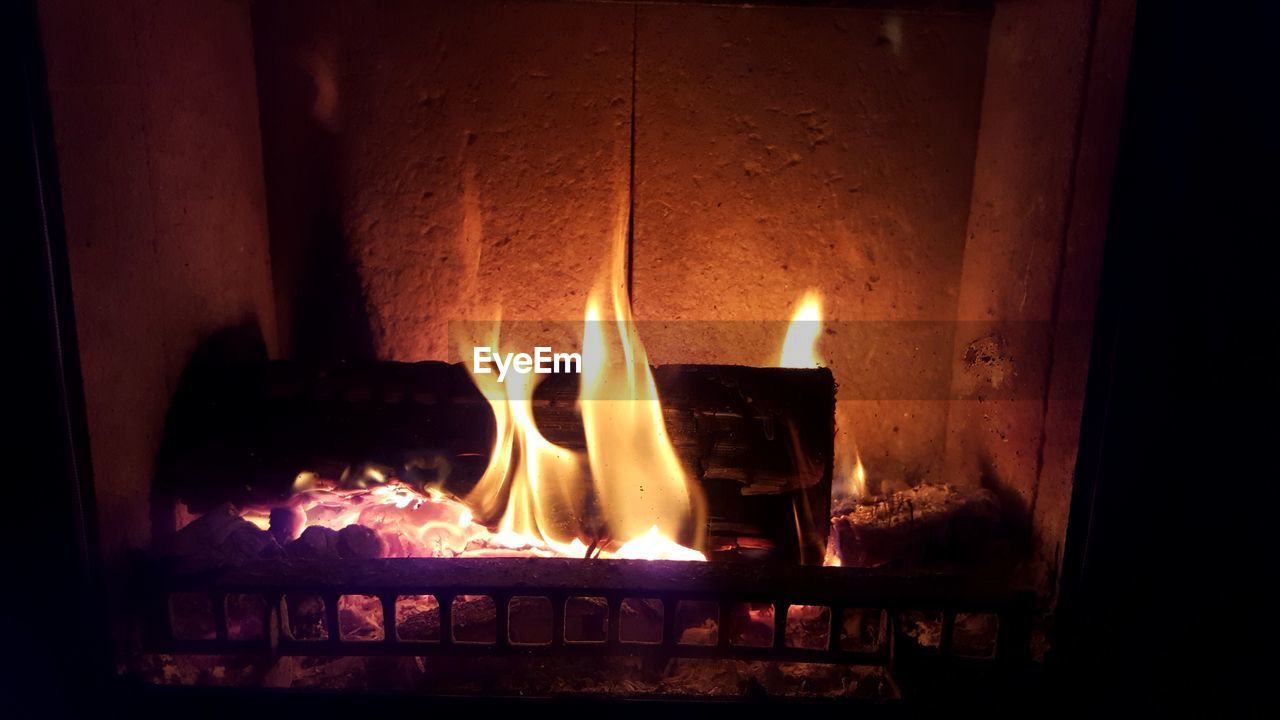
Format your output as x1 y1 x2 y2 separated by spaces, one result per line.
157 361 835 563
829 484 1001 569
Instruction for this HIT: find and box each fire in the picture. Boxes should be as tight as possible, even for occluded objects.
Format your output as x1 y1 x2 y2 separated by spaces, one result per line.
578 214 705 553
191 238 910 565
181 207 706 561
457 207 704 560
178 280 861 565
778 290 823 368
462 321 594 557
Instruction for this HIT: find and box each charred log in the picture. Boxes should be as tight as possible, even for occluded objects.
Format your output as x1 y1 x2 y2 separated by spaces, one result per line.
829 484 1001 569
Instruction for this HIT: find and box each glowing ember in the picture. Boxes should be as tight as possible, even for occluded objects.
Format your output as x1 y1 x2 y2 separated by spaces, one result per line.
179 473 707 561
614 525 707 561
225 477 560 558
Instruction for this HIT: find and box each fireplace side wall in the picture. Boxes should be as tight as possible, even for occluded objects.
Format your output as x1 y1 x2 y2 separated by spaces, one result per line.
946 0 1135 591
37 0 276 653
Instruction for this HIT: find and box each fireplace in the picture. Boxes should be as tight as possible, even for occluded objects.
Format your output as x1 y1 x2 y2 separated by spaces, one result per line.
12 0 1142 707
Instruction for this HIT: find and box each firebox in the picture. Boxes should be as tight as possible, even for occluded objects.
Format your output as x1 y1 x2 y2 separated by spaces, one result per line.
17 0 1136 706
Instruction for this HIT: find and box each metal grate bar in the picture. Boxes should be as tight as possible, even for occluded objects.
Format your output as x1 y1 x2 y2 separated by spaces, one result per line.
144 555 1032 667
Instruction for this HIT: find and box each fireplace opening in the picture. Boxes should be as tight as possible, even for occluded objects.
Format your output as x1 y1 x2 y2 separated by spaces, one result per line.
21 0 1138 705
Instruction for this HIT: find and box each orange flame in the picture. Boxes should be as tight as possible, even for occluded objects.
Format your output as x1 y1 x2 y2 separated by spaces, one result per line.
462 320 593 556
579 214 706 553
457 208 704 560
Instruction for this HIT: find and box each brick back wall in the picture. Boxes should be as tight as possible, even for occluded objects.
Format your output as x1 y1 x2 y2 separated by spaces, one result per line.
254 0 635 362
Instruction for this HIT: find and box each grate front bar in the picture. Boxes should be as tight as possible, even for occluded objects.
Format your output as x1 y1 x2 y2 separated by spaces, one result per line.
141 556 1033 668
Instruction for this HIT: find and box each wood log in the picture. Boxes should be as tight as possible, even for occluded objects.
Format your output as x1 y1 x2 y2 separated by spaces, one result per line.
156 360 835 564
829 484 1001 569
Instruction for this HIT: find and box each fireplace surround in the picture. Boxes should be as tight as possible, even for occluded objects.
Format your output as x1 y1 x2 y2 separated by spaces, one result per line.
9 0 1155 708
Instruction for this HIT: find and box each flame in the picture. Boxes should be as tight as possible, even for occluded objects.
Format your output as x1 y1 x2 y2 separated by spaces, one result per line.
453 207 704 560
778 290 823 368
186 281 861 564
462 321 593 556
578 210 706 555
834 444 868 502
184 212 707 562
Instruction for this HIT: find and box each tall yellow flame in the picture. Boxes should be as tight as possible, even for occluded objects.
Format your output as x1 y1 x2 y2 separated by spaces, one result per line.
462 322 592 556
579 213 705 553
460 209 705 560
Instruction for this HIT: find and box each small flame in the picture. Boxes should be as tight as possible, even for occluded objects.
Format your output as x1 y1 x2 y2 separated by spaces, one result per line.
779 290 823 368
823 441 866 567
835 445 868 502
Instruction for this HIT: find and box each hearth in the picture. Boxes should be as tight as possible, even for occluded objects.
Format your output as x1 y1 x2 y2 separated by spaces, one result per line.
15 0 1136 707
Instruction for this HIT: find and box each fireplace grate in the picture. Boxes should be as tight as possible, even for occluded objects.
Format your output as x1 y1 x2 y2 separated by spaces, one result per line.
141 556 1033 673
